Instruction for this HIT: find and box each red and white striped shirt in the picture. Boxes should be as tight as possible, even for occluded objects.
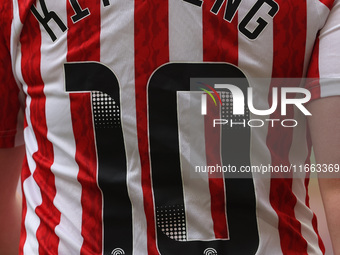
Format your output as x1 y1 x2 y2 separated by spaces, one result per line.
1 0 340 254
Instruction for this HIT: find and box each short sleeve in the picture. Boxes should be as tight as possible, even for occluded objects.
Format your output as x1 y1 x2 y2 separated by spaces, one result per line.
0 1 24 148
307 0 340 101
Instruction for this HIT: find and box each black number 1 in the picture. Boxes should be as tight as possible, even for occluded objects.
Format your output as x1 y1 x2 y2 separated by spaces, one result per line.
64 62 132 255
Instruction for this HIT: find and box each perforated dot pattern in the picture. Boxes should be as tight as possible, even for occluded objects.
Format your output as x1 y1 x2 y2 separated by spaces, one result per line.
156 204 187 241
221 91 249 130
92 91 120 129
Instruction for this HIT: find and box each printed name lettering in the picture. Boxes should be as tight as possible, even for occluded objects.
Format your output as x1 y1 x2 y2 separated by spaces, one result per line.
183 0 279 40
31 0 110 42
31 0 279 42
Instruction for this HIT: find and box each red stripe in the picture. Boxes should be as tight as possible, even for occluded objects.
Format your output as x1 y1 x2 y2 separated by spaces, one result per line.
312 215 326 254
311 211 326 254
0 0 21 148
268 1 308 254
205 84 223 106
306 37 321 101
20 12 60 254
66 1 103 254
318 0 335 10
205 97 229 239
18 0 36 23
134 1 169 253
202 0 238 241
203 0 238 64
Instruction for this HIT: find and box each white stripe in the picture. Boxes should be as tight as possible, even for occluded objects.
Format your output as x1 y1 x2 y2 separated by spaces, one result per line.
168 0 203 62
23 175 42 255
37 1 84 254
100 2 148 254
177 92 215 241
238 1 282 254
22 57 41 255
23 104 38 176
13 4 42 249
10 0 25 147
10 0 23 88
304 0 326 77
290 1 323 241
12 3 41 253
169 2 216 241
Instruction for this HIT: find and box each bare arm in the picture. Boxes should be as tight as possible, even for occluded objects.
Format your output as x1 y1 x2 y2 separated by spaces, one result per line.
307 96 340 255
0 145 25 255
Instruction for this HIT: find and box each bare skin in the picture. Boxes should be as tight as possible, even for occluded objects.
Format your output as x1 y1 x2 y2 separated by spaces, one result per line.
307 96 340 255
0 145 25 255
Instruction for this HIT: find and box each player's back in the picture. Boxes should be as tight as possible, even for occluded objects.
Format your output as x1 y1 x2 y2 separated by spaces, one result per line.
1 0 340 254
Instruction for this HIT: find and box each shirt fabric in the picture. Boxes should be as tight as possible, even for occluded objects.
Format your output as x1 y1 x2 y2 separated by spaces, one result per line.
1 0 340 254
